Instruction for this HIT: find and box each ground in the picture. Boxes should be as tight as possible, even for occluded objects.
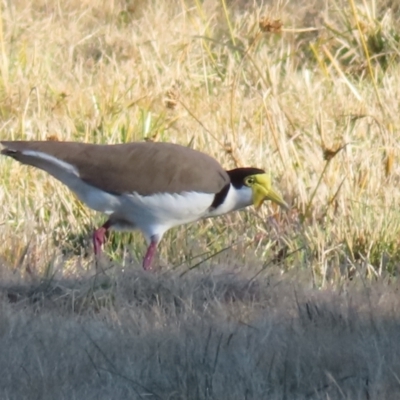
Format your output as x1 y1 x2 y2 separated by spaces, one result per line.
2 267 400 399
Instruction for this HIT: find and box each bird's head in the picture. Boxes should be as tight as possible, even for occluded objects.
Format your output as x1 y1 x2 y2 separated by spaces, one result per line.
228 168 289 211
244 172 288 210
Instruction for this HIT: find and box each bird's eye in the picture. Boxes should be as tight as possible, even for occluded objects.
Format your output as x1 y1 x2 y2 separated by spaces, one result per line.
246 177 255 185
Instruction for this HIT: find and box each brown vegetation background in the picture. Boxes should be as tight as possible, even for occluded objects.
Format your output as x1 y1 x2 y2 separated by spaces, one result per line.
0 0 400 398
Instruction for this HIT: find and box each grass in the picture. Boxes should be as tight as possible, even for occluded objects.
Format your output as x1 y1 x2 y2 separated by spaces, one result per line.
2 267 400 399
1 0 400 280
0 0 400 397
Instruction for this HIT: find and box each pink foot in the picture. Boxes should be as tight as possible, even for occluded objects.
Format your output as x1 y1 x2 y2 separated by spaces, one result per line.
93 224 109 255
142 240 158 271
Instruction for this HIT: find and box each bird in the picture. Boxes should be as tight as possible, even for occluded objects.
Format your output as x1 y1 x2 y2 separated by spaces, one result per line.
1 140 289 270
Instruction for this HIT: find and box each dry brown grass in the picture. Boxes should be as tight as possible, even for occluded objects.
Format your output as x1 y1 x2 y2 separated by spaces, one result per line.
0 0 400 397
0 0 399 281
0 0 400 279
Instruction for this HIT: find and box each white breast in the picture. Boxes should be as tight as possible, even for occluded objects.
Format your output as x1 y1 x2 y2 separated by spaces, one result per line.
118 191 215 241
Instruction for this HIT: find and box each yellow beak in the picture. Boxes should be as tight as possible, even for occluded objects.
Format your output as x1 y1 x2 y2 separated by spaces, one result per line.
251 173 289 211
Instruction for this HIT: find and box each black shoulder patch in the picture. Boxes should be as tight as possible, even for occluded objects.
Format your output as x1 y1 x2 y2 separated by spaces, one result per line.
210 183 230 209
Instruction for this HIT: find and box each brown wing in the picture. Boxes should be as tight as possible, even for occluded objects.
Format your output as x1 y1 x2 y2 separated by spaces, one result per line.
1 141 230 195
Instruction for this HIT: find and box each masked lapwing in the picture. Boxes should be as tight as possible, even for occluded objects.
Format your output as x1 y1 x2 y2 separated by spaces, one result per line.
1 140 289 270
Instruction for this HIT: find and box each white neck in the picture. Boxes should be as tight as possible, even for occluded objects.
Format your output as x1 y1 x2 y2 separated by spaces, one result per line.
206 184 253 217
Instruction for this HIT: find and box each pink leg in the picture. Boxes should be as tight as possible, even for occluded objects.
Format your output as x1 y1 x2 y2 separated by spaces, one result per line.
92 220 111 255
142 238 158 271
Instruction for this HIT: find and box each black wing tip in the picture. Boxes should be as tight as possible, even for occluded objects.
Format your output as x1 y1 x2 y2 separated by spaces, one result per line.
0 142 18 156
1 149 18 158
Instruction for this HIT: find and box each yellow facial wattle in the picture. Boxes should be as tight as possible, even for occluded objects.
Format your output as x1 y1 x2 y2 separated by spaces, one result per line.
246 173 289 211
